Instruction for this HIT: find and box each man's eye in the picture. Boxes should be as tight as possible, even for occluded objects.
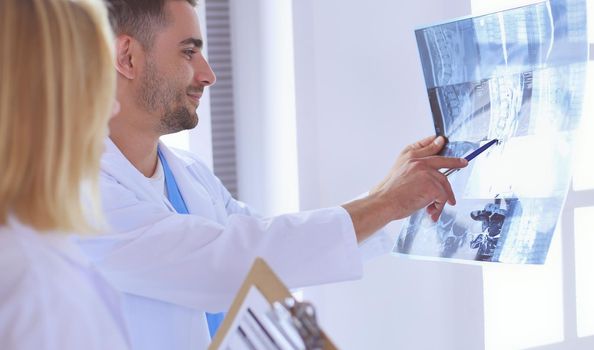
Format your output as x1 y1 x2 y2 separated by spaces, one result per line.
183 49 196 58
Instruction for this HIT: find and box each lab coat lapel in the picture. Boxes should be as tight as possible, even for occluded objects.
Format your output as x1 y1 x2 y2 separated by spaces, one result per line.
157 142 219 221
101 138 173 211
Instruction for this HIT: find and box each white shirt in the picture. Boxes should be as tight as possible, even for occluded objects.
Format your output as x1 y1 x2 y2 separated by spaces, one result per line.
0 218 129 350
148 156 166 196
77 138 393 350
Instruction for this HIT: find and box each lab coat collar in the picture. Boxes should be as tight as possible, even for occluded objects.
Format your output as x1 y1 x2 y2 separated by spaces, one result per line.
155 141 218 218
102 137 207 215
102 138 175 211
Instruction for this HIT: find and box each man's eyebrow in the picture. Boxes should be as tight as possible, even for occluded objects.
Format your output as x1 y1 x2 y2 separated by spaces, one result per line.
179 38 203 49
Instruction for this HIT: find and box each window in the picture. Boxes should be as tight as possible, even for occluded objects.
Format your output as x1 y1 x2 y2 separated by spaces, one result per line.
473 0 594 348
575 207 594 337
204 0 239 198
569 0 594 340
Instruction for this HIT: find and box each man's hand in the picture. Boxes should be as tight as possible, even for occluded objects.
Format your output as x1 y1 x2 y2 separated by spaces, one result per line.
371 135 449 195
342 135 467 242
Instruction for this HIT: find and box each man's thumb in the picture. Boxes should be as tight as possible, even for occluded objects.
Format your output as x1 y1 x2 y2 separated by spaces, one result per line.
414 136 445 157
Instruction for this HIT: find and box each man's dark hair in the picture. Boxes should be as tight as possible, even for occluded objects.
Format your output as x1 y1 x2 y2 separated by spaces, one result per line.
105 0 197 49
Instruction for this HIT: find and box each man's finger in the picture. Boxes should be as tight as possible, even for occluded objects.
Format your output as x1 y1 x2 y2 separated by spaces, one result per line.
414 135 441 149
408 136 446 158
422 156 468 170
428 171 456 206
428 177 449 210
404 135 440 153
426 202 444 222
432 205 445 222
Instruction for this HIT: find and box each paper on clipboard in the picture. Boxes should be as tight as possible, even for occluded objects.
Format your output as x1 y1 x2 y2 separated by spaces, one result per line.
209 258 337 350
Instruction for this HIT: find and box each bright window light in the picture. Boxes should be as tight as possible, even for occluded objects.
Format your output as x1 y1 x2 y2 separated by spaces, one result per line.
260 0 300 214
586 0 594 43
575 207 594 338
573 63 594 191
483 225 564 350
161 130 190 151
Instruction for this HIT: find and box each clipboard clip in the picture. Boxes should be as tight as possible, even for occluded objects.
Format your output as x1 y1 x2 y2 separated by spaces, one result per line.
268 297 323 350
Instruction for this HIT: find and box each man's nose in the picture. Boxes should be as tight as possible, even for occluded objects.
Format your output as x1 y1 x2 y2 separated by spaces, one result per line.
194 54 216 87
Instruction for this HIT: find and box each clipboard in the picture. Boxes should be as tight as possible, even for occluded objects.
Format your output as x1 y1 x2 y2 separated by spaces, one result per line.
209 258 337 350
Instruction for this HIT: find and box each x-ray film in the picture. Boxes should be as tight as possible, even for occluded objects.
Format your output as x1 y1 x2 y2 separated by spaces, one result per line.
393 0 588 263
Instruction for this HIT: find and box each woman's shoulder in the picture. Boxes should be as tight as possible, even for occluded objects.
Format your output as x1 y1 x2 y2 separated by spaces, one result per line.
0 226 65 347
0 220 99 304
0 220 105 291
0 223 129 350
0 225 42 289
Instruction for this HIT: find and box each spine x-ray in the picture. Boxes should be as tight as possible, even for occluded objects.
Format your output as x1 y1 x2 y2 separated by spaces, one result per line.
393 0 589 263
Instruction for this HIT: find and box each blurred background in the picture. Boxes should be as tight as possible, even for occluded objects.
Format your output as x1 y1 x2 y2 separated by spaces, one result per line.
162 0 594 348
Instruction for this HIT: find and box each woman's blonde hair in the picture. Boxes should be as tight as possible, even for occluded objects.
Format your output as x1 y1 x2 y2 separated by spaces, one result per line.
0 0 115 232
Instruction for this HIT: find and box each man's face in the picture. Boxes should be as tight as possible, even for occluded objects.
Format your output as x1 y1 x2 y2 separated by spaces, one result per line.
137 1 215 135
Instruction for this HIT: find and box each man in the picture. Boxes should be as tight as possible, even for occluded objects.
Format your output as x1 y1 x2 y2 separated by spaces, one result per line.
79 0 467 349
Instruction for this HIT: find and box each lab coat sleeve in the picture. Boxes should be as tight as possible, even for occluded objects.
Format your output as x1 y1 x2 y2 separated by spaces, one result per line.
185 150 395 261
205 163 394 262
79 174 364 312
358 226 395 261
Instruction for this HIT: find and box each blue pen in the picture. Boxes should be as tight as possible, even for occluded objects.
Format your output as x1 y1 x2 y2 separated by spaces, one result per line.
442 138 499 177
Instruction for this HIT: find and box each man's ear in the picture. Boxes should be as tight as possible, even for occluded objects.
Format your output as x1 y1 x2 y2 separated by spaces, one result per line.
115 35 138 80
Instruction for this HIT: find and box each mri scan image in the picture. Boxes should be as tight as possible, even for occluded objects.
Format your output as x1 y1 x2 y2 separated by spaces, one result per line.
393 0 588 263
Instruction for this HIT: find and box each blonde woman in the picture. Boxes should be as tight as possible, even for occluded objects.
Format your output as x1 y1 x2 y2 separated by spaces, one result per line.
0 0 129 349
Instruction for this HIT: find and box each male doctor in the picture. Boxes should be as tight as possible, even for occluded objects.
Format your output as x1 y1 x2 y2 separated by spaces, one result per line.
79 0 467 349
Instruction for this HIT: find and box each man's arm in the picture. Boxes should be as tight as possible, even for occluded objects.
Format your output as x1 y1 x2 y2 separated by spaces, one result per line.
342 136 467 242
81 174 364 312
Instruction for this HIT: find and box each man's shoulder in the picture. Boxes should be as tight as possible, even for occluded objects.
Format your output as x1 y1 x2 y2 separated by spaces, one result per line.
167 146 202 164
165 146 213 174
163 146 230 196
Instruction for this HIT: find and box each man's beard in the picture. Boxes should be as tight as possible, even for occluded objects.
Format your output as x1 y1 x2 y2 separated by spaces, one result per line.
138 60 198 135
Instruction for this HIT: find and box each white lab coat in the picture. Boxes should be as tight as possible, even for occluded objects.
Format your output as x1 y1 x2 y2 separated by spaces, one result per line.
0 218 129 350
78 138 392 350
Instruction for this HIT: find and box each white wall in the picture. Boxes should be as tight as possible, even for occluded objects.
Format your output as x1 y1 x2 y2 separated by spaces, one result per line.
229 0 300 216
